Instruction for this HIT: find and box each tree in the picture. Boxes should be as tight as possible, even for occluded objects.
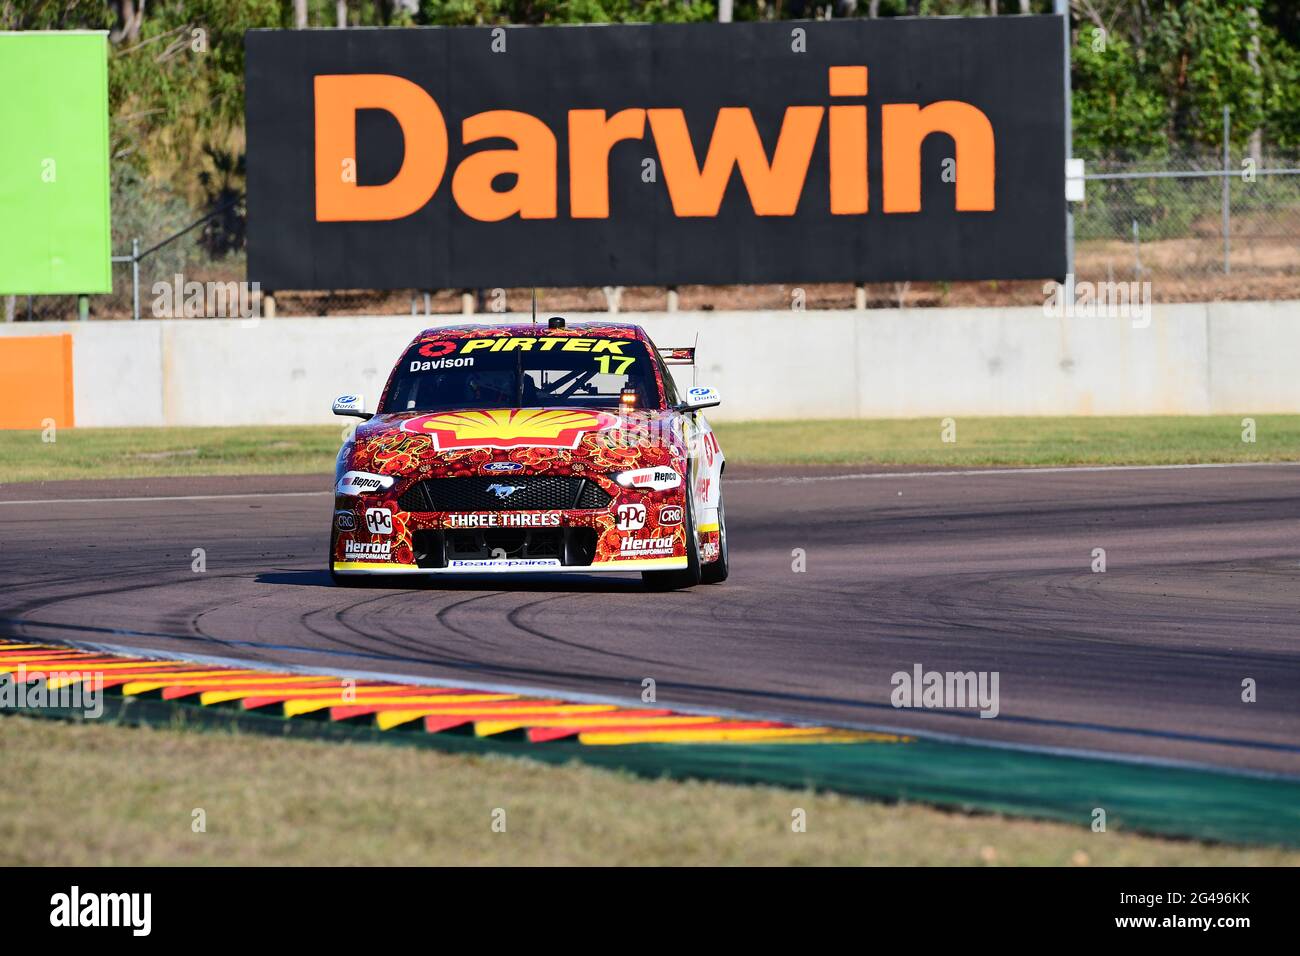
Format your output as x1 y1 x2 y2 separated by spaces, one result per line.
1071 29 1167 158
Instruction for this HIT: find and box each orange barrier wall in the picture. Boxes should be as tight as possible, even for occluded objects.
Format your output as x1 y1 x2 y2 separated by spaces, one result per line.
0 333 75 429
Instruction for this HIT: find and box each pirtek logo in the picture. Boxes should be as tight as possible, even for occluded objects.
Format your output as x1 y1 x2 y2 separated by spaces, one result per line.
314 66 995 223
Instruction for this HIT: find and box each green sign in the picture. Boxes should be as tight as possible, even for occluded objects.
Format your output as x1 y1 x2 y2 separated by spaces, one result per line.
0 31 112 294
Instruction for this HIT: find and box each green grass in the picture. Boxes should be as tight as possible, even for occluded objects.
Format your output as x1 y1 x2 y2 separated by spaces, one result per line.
3 714 1294 866
717 415 1300 468
2 415 1297 483
0 425 345 482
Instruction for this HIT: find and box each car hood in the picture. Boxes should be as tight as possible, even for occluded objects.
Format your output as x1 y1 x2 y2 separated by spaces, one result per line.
346 406 687 480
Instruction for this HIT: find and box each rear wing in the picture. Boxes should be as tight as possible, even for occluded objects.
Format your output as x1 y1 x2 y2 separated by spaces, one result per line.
657 347 695 365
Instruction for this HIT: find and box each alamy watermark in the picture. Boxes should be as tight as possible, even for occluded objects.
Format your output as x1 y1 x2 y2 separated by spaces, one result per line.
1043 274 1152 329
50 886 151 936
0 667 103 718
890 663 1000 718
151 274 260 320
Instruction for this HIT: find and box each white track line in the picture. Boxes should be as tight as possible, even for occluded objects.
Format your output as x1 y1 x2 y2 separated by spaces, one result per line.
0 491 330 506
729 460 1300 484
1 460 1296 503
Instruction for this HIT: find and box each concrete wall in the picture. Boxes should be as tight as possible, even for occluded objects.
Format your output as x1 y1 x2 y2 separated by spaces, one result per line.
3 301 1297 426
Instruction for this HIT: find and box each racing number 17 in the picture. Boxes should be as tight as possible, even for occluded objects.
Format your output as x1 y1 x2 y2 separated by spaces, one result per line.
594 355 635 375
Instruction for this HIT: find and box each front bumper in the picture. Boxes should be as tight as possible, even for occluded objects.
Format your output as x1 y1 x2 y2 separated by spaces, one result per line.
332 471 690 574
332 555 688 575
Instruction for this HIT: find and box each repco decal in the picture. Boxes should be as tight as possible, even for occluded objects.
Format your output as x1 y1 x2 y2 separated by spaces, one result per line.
314 66 994 223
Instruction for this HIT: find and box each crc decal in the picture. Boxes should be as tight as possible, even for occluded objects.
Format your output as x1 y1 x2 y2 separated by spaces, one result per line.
658 505 683 526
401 408 618 450
334 510 357 531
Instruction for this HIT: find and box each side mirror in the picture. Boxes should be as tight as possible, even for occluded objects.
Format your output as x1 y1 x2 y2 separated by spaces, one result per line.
678 385 720 412
332 394 372 420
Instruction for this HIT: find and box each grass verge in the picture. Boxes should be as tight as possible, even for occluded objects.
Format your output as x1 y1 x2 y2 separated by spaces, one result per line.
1 714 1295 865
718 414 1300 467
2 415 1298 483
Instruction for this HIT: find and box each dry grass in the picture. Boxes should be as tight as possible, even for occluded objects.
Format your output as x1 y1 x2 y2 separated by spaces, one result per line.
2 715 1295 866
4 416 1299 483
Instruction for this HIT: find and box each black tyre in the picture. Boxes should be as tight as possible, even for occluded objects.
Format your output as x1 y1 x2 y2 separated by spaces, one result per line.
642 492 702 590
328 531 346 584
700 491 729 584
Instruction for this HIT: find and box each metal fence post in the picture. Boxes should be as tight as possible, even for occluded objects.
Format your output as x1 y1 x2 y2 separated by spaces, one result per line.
1223 106 1231 275
132 237 141 320
1132 219 1140 280
1055 0 1074 280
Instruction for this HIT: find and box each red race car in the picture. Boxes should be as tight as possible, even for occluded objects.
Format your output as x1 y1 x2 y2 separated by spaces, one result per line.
329 318 728 589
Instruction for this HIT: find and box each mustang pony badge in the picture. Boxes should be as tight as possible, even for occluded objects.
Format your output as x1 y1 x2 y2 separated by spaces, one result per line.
401 408 619 451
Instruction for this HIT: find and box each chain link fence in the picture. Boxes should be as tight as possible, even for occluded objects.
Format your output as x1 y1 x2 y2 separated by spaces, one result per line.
1075 148 1300 302
8 150 1300 322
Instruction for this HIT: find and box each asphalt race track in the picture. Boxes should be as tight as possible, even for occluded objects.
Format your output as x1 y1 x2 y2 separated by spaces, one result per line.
3 463 1298 776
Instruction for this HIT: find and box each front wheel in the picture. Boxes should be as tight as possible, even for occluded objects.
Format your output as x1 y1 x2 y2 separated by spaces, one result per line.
700 491 729 584
642 492 702 590
327 532 347 584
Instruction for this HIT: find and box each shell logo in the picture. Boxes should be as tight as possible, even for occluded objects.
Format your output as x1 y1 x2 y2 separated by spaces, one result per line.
401 408 618 450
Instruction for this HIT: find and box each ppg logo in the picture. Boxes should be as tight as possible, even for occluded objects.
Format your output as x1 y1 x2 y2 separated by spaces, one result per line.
365 507 393 535
616 503 647 531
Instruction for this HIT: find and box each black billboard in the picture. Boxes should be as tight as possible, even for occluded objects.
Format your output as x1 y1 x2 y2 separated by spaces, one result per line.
245 18 1066 291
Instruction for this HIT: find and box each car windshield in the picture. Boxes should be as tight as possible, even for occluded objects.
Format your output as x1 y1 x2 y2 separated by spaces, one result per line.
380 333 664 413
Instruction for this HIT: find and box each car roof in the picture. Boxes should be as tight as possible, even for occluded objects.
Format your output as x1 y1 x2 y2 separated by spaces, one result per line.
413 321 648 341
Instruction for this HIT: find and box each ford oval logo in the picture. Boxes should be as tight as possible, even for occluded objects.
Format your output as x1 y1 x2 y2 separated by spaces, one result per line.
483 461 524 473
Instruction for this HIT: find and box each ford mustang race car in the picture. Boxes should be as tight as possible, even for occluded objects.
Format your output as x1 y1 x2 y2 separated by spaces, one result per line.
329 318 727 589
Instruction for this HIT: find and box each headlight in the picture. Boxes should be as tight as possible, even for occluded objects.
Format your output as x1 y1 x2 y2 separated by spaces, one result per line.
336 470 395 496
612 467 681 491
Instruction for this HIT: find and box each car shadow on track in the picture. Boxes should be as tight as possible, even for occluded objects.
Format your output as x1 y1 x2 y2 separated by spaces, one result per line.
256 570 650 594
